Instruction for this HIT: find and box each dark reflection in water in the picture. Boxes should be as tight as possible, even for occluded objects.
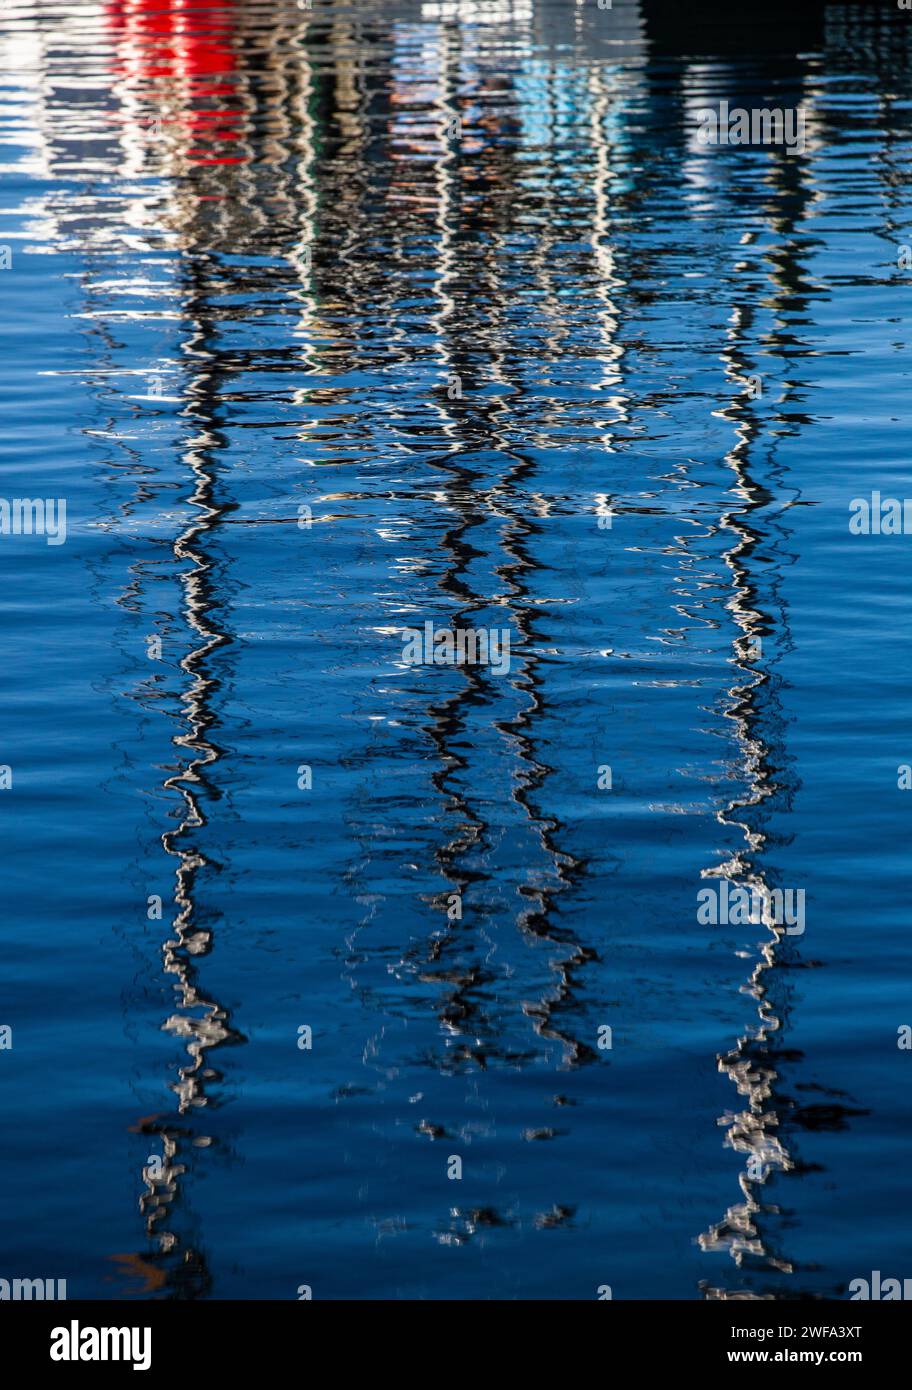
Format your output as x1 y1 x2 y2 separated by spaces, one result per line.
2 0 911 1299
136 266 250 1296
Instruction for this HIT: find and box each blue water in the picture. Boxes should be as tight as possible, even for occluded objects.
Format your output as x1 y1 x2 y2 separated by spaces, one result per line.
1 0 910 1301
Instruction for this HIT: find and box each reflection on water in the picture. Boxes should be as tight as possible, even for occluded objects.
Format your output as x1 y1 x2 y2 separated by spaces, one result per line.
2 0 911 1299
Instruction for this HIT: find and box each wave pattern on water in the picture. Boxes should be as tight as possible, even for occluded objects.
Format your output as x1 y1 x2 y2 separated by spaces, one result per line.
0 0 910 1300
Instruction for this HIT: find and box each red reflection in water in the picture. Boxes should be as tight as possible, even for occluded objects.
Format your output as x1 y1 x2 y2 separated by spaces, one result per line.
106 0 245 165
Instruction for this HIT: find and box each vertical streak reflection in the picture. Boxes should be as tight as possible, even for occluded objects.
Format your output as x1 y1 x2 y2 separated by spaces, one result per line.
694 125 819 1294
102 0 251 1295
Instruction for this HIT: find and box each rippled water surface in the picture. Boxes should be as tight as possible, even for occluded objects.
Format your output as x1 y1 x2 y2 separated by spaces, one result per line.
1 0 911 1300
